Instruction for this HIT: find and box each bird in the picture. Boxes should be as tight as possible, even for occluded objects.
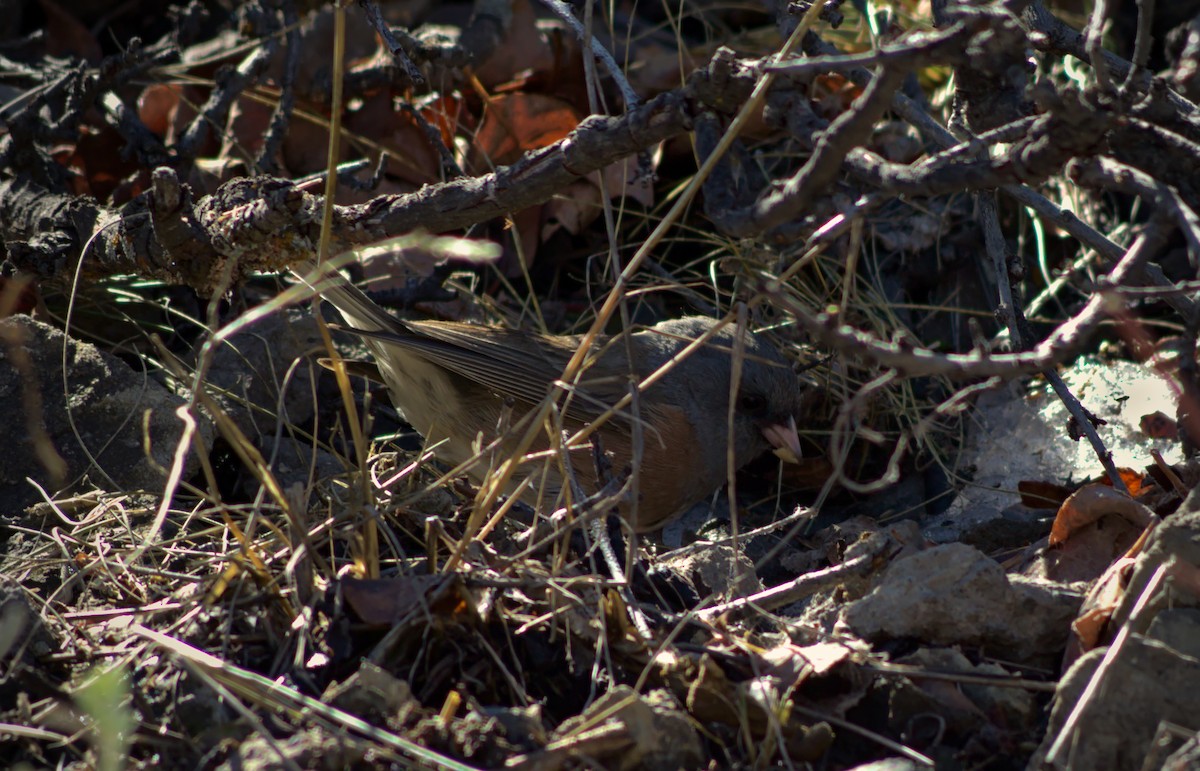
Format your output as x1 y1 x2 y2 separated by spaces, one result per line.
301 260 807 532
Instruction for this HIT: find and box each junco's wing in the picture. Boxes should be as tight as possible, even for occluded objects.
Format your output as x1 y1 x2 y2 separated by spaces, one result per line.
350 322 650 423
301 259 634 423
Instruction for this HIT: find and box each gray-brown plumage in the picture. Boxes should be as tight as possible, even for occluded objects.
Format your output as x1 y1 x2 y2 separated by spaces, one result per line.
303 260 804 531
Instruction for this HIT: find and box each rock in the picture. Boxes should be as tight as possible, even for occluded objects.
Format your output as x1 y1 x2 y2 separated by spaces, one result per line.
547 685 704 771
195 307 329 440
1031 611 1200 770
887 647 1037 739
657 540 762 597
1029 504 1200 769
837 543 1082 661
0 316 213 511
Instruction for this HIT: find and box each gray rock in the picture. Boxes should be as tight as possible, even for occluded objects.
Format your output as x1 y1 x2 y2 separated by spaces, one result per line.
837 543 1082 661
1030 615 1200 771
1027 504 1200 769
194 307 329 440
0 316 213 510
658 540 762 597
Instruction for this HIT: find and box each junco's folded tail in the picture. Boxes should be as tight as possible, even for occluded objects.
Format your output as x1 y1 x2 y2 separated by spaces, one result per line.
298 258 414 339
299 258 807 531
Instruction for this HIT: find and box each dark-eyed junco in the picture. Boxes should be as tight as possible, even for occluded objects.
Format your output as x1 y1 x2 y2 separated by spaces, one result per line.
302 260 806 531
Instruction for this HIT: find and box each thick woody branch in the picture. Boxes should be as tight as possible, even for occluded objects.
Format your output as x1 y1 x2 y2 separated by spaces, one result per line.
2 79 716 291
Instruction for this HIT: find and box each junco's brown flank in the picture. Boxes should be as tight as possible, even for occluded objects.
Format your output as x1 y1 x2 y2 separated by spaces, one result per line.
304 261 805 531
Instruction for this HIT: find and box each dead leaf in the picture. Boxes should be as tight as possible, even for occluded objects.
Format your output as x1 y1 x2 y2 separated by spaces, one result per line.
191 158 250 196
542 154 657 241
541 179 601 240
812 72 864 118
506 204 543 272
1140 411 1177 439
470 93 580 170
40 0 101 63
282 103 348 177
1048 484 1156 547
54 126 140 201
474 0 555 89
1101 467 1151 496
221 95 273 163
626 40 704 94
1063 556 1136 667
1018 479 1075 509
0 275 39 317
1040 484 1155 584
422 94 463 150
760 641 853 685
138 84 183 137
343 91 444 186
680 654 741 726
601 153 656 208
279 7 379 97
1065 538 1200 669
341 573 461 626
50 143 89 196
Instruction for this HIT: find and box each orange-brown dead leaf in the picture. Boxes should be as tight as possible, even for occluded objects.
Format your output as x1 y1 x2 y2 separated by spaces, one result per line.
421 94 463 151
1040 484 1156 584
1049 484 1156 547
1065 543 1200 670
138 84 183 138
1102 467 1150 495
1070 605 1113 653
344 91 444 186
812 72 865 118
1063 555 1136 668
471 92 581 170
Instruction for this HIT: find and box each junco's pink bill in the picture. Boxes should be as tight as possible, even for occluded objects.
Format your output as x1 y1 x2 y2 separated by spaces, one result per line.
302 260 806 531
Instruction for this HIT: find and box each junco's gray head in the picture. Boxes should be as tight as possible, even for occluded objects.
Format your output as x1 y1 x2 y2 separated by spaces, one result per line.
632 316 802 469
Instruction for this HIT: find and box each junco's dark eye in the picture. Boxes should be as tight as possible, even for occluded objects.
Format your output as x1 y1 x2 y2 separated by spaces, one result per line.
739 393 766 414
